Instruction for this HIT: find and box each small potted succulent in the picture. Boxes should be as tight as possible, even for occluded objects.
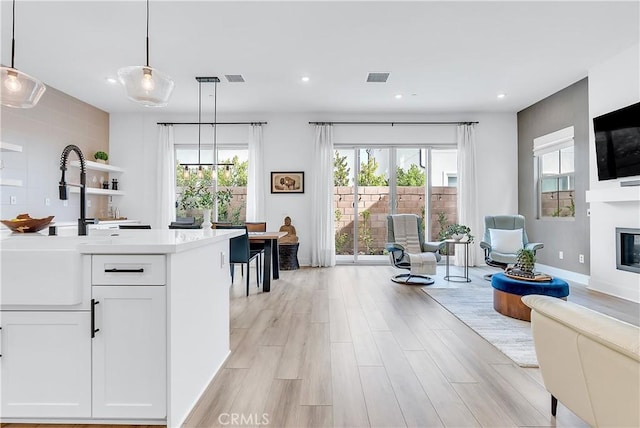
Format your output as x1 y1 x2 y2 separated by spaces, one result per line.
442 224 474 242
94 151 109 164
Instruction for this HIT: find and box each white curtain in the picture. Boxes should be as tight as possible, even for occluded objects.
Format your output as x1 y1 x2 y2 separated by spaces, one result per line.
455 123 479 266
246 124 265 221
311 124 336 267
157 125 176 229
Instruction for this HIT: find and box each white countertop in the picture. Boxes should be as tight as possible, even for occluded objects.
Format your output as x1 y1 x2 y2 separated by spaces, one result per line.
1 229 243 254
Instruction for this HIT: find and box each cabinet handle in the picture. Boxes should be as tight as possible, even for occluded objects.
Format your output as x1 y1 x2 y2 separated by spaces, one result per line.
91 299 100 338
104 268 144 273
0 326 2 357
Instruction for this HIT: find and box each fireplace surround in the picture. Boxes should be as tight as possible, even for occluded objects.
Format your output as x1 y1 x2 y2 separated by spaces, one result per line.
616 228 640 274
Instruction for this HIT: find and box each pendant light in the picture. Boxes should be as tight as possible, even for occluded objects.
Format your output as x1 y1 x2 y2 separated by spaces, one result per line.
1 0 46 108
118 0 174 107
181 77 219 180
211 78 234 180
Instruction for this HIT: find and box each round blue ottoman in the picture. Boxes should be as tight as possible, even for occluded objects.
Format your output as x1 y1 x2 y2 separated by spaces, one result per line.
491 272 569 321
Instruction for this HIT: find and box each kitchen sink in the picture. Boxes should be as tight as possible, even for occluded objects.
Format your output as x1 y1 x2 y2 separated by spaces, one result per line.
1 236 110 306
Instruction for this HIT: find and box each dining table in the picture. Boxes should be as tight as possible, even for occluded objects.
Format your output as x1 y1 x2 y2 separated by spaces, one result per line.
248 231 288 292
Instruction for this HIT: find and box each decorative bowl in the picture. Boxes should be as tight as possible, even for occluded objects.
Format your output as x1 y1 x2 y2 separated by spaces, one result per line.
1 214 55 233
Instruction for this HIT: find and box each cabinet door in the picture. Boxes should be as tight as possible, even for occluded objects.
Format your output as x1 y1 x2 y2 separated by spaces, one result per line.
0 311 91 418
92 286 166 419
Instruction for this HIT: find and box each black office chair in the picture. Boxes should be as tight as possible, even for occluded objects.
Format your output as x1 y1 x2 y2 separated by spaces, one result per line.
119 224 151 229
216 225 261 296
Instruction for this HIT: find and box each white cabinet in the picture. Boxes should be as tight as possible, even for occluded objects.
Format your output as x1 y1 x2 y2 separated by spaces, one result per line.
91 286 166 419
0 311 91 418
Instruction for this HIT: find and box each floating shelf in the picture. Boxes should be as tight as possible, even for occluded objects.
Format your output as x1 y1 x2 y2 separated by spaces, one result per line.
70 160 124 173
586 187 640 203
69 187 125 196
0 142 23 153
0 178 23 187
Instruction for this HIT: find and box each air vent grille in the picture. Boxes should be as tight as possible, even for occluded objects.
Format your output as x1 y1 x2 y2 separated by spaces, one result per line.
367 72 390 83
225 75 245 83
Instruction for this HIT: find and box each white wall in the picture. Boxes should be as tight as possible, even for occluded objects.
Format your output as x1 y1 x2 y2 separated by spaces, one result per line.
587 43 640 302
110 111 517 265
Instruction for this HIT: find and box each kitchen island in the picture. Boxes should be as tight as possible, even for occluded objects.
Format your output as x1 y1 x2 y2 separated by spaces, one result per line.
0 229 242 427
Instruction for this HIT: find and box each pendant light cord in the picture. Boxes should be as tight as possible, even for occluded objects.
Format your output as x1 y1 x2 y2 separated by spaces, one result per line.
11 0 16 68
197 79 202 164
214 80 218 168
145 0 150 67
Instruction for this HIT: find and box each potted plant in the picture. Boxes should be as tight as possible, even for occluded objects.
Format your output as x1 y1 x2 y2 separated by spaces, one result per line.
442 224 474 242
516 249 536 273
94 151 109 164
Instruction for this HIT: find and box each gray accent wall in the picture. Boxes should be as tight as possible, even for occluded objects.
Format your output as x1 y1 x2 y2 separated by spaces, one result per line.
517 78 589 274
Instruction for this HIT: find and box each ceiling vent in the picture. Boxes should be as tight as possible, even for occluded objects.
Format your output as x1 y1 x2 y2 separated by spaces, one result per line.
225 74 245 83
366 72 390 83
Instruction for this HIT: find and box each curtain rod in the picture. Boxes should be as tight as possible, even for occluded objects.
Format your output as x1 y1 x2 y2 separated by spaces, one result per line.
157 121 267 126
308 121 478 125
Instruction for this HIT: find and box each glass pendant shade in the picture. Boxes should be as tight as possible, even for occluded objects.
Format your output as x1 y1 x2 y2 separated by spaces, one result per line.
1 66 46 109
117 66 174 107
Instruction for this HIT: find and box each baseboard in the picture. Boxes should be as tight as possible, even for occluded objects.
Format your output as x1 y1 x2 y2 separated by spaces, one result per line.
588 277 640 303
535 263 590 285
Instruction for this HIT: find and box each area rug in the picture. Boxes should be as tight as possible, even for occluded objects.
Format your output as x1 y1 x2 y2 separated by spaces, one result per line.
422 286 539 367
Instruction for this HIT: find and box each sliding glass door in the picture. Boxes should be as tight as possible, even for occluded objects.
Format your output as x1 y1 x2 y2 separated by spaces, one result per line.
334 146 457 264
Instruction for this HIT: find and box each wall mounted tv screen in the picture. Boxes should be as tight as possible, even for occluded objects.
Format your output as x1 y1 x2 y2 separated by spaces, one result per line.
593 101 640 181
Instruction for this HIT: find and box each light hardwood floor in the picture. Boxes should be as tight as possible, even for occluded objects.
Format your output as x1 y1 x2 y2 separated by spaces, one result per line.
183 264 639 427
4 264 638 428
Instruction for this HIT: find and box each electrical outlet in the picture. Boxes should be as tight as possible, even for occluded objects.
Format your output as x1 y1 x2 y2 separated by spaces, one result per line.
87 200 92 208
63 200 68 207
559 251 564 260
10 196 16 205
579 254 585 263
45 198 51 206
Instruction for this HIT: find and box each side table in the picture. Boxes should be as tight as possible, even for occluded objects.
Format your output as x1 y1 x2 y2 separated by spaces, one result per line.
444 239 471 283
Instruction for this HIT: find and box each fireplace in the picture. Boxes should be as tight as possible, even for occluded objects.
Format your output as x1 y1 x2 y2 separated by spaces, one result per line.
616 228 640 274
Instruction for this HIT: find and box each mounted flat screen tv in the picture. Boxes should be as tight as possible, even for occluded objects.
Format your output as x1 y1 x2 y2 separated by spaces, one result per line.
593 101 640 181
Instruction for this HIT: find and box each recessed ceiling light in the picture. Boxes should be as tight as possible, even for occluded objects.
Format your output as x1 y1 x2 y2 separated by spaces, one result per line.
105 77 118 84
301 76 310 83
497 93 506 99
395 94 403 99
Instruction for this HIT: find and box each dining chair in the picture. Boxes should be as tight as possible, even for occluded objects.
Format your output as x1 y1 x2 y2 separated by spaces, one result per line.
211 222 232 228
168 217 201 229
215 225 261 296
245 222 267 283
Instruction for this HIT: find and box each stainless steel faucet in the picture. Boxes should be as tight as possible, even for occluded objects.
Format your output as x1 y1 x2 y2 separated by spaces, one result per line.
58 144 96 236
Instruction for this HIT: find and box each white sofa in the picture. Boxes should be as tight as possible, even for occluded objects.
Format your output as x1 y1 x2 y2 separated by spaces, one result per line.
522 295 640 427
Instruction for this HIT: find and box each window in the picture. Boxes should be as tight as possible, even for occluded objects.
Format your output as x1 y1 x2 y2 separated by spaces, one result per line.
534 127 575 218
174 146 248 223
333 146 458 262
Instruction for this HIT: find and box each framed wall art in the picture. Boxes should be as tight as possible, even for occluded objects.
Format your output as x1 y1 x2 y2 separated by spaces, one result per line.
271 171 304 194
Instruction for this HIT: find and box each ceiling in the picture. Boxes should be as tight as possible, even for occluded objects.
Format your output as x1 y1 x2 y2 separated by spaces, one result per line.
1 1 638 115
